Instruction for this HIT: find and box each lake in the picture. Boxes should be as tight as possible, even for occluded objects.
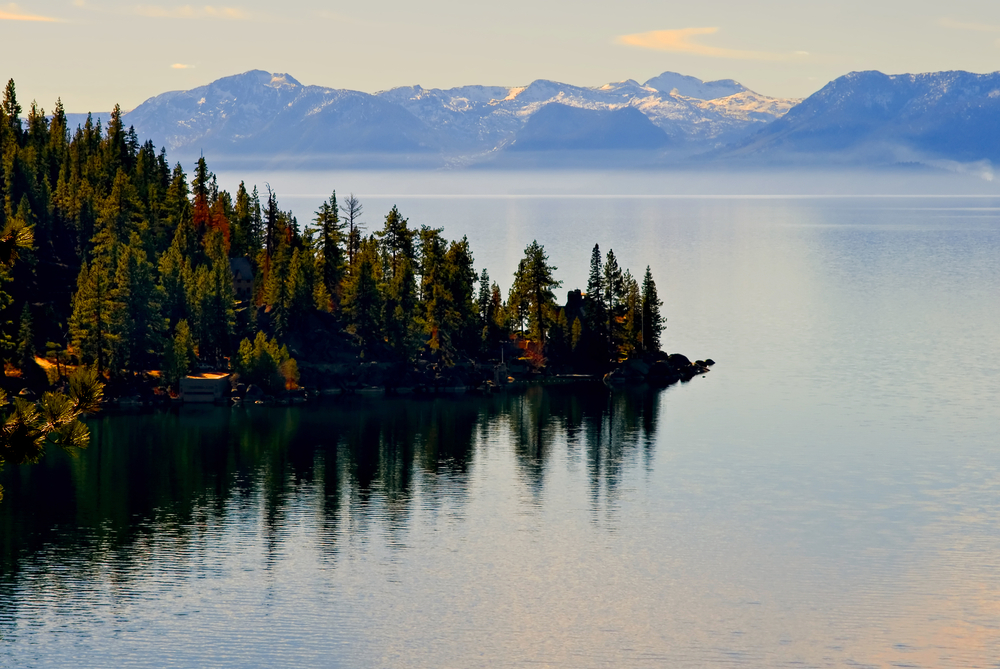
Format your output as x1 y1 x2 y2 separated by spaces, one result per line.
3 170 1000 667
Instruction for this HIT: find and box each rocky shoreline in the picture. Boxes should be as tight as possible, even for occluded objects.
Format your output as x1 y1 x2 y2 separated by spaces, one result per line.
6 352 713 409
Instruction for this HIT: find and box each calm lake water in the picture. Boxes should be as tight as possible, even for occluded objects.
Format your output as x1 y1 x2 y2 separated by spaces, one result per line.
3 171 1000 667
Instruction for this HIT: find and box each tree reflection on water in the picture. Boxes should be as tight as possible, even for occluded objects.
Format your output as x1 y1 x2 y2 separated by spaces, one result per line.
0 384 664 577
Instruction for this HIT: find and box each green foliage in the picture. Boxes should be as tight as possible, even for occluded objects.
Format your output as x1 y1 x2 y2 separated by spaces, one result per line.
16 303 33 367
340 193 363 269
0 366 104 502
512 240 561 346
641 265 665 352
0 75 674 398
235 331 297 394
343 236 382 352
585 243 607 342
315 191 344 309
69 258 119 374
112 233 166 370
164 319 196 387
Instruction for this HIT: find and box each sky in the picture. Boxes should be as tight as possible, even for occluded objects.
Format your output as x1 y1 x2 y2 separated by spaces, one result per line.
3 0 1000 112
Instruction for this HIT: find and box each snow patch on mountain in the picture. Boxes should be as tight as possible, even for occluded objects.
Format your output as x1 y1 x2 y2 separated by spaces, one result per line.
123 69 800 161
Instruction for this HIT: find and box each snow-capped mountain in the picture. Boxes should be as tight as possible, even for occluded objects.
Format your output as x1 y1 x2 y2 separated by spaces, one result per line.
375 74 797 149
124 71 440 159
122 70 798 163
723 70 1000 165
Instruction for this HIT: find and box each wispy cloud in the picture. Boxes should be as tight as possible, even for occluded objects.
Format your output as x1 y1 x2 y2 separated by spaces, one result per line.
171 63 195 69
0 3 61 21
939 17 1000 33
616 27 803 61
136 5 247 19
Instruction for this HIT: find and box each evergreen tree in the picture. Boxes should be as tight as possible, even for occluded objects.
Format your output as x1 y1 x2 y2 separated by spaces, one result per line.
315 191 345 309
248 185 263 258
586 243 607 337
0 367 104 502
112 233 165 371
641 265 665 352
232 181 251 259
235 331 297 394
263 237 292 336
343 236 382 353
514 240 561 346
2 79 23 145
69 259 120 375
288 245 317 327
340 193 363 268
16 303 33 368
622 270 640 356
444 236 478 353
264 185 279 258
603 248 625 354
376 205 414 280
477 268 492 327
158 162 190 253
91 169 141 265
384 255 418 357
164 319 195 387
190 230 235 365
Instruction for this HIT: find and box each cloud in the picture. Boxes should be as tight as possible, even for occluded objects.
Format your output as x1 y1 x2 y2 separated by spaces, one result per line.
171 63 194 69
616 27 803 61
939 17 1000 33
136 5 247 19
0 3 61 21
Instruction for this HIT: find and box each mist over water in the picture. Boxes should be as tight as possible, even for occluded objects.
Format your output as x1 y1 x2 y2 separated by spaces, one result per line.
3 174 1000 667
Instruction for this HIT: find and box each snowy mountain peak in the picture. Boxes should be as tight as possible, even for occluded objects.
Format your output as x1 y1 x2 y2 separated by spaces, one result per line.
268 73 302 88
122 69 799 163
643 72 746 100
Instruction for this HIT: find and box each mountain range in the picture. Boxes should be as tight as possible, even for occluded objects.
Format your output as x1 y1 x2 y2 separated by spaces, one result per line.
719 70 1000 166
119 70 796 166
105 68 1000 169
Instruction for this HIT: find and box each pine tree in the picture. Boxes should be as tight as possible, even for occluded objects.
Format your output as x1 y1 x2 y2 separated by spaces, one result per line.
288 245 317 327
232 181 251 258
112 233 165 371
264 237 292 337
248 185 263 258
515 240 561 346
315 191 345 309
641 265 665 352
158 162 190 253
384 255 418 356
343 237 382 352
164 319 196 387
16 303 33 368
264 185 279 259
340 193 363 269
603 248 625 354
91 169 141 265
623 270 640 356
3 79 23 145
376 205 414 280
444 237 478 353
69 258 120 375
585 243 606 337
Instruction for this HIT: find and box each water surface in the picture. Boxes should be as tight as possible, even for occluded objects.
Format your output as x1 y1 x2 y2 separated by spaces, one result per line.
2 178 1000 667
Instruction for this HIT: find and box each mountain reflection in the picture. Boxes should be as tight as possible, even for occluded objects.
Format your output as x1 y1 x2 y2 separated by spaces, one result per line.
0 385 663 575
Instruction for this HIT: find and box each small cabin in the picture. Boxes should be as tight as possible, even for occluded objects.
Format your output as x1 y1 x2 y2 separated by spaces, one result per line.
230 257 254 302
179 373 230 403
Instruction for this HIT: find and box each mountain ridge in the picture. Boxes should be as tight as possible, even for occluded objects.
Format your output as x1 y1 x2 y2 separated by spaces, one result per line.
108 67 1000 170
720 69 1000 165
120 69 798 164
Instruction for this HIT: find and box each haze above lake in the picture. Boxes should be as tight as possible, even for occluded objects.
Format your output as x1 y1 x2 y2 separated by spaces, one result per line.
3 170 999 667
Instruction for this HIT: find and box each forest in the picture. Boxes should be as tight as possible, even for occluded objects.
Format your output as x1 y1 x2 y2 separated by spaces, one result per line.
0 78 668 396
0 78 684 499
